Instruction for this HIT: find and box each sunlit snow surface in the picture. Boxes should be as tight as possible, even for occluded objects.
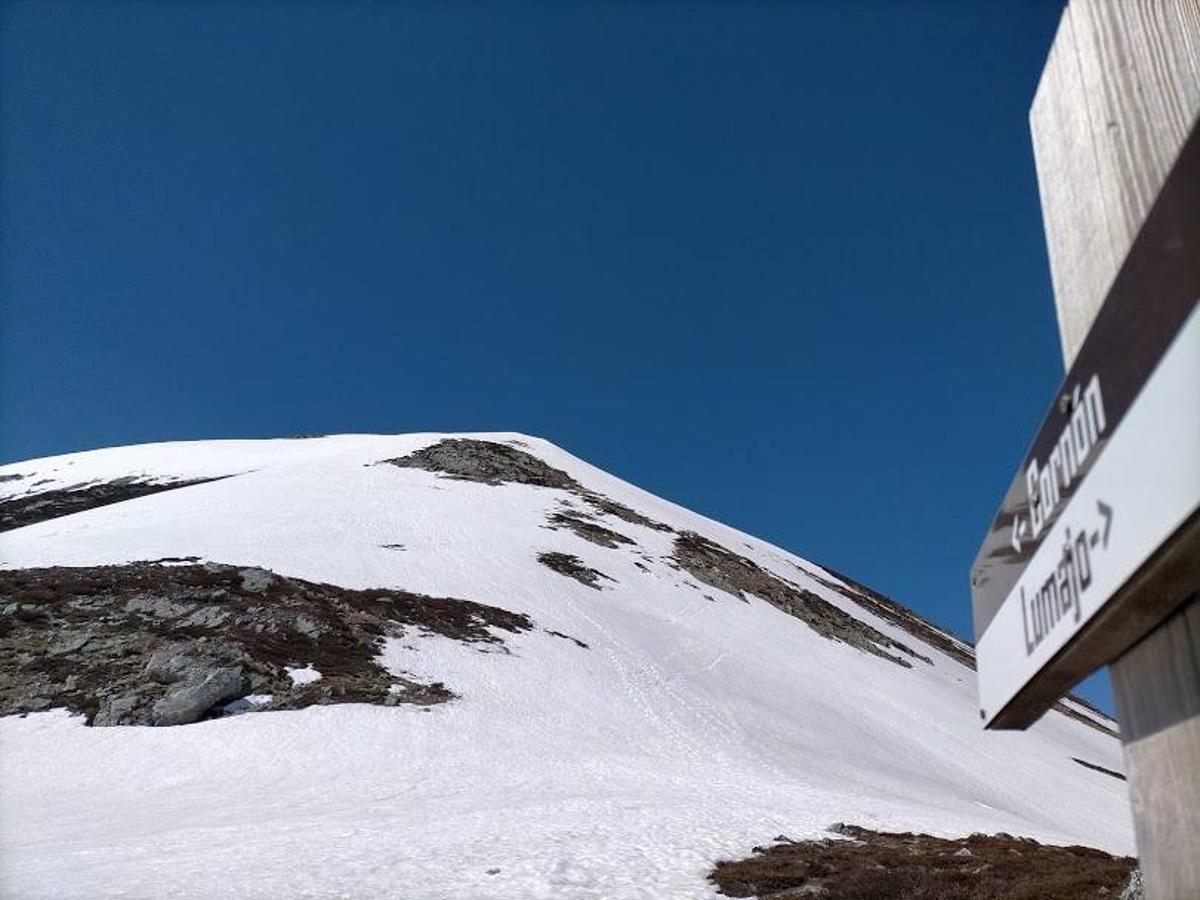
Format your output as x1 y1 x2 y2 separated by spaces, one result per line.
0 434 1132 899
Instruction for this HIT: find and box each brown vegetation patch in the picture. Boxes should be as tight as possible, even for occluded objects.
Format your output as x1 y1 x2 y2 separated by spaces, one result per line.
810 563 975 669
673 533 927 668
381 439 580 489
537 552 612 589
0 476 232 533
0 562 532 726
381 440 674 534
546 511 635 549
578 492 674 532
812 564 1118 738
710 824 1135 899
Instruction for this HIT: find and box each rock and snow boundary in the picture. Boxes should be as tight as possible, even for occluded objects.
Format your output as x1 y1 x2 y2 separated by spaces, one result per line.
0 433 1133 899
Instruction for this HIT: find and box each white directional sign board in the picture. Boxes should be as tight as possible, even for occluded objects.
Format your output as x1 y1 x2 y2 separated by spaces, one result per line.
971 126 1200 729
975 309 1199 726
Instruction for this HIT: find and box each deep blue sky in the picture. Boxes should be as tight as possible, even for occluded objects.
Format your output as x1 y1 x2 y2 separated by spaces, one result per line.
0 1 1112 710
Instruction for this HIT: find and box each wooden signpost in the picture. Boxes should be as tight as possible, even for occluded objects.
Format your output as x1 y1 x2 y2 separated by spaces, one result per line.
970 2 1199 897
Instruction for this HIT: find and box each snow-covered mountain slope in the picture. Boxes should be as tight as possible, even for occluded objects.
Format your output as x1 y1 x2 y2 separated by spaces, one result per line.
0 433 1133 899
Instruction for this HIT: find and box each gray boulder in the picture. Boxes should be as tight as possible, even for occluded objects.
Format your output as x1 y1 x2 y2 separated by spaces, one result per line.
152 667 248 726
238 568 275 593
94 694 141 727
144 646 194 684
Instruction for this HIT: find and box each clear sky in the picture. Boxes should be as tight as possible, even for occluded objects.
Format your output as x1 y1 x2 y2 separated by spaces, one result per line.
0 1 1112 711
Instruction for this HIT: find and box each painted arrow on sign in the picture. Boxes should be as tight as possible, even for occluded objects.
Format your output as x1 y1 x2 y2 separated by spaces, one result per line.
1010 516 1028 554
1097 500 1113 548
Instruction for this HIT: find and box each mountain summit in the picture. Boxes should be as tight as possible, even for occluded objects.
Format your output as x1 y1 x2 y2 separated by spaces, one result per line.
0 433 1132 898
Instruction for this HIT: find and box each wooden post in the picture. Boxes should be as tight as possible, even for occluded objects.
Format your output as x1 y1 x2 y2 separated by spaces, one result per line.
1029 2 1200 896
1030 0 1200 365
1110 599 1200 897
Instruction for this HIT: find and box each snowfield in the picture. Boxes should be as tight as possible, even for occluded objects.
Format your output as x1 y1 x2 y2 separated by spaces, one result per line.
0 433 1133 899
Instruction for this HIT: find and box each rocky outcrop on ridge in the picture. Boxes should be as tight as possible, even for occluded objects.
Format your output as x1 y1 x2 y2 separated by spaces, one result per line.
381 438 675 532
381 438 581 489
672 532 929 669
0 476 231 533
536 552 613 589
0 561 531 726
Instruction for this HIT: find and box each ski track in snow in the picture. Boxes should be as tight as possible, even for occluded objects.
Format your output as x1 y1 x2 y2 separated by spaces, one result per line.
0 433 1133 899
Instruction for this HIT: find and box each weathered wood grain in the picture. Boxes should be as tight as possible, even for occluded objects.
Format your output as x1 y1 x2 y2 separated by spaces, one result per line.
1030 0 1200 367
1030 5 1199 897
1111 597 1200 900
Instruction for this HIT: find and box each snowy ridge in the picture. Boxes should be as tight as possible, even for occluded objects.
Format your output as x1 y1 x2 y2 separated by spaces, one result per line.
0 433 1132 899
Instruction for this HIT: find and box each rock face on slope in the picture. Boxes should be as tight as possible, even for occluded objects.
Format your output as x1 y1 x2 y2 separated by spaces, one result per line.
0 437 1116 738
0 561 531 726
0 433 1133 899
545 510 635 549
387 440 937 668
0 476 230 533
382 438 582 489
671 531 929 668
383 438 674 531
382 439 1117 735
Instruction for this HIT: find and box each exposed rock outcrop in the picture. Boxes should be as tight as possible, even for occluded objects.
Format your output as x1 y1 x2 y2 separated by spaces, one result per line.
807 562 974 668
537 552 612 589
0 561 532 726
0 476 231 533
545 510 635 549
382 439 675 533
381 439 580 489
576 492 673 532
672 532 928 668
811 563 1118 737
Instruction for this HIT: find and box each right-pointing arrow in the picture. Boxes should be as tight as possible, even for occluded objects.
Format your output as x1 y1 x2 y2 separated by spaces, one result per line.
1097 500 1113 548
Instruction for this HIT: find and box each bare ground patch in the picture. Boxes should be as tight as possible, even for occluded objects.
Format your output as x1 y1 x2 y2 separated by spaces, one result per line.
710 824 1135 899
576 491 673 532
673 532 928 668
0 562 532 726
0 476 233 533
808 563 975 669
380 439 580 489
381 439 675 532
810 565 1118 738
545 510 635 549
537 552 613 589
